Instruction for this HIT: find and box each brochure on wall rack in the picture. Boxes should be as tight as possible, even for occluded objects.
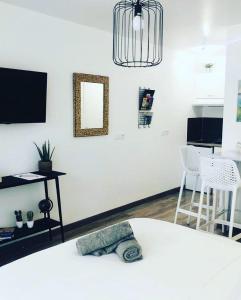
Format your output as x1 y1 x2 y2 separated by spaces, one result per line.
139 89 155 111
13 173 46 181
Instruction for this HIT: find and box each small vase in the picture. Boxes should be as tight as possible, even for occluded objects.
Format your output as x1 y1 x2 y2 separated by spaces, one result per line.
16 221 23 229
38 161 52 173
27 221 34 229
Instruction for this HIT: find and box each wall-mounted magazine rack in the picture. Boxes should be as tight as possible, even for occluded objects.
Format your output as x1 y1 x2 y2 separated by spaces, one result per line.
138 87 155 128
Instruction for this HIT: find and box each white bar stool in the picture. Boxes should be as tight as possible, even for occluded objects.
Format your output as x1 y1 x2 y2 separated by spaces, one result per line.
174 146 209 228
197 157 241 240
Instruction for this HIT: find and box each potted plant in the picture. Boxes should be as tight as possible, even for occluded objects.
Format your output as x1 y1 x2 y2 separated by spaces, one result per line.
14 210 23 228
34 140 55 172
205 63 214 72
27 211 34 228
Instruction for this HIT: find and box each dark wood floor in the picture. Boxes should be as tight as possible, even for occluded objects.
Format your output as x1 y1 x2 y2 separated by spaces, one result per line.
0 190 221 266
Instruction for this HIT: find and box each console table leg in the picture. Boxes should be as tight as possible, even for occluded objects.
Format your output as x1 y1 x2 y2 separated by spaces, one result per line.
44 180 52 241
55 177 65 242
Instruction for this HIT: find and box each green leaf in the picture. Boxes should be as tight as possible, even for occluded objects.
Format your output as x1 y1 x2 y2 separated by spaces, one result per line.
42 142 48 161
50 147 55 160
47 140 50 159
34 142 44 160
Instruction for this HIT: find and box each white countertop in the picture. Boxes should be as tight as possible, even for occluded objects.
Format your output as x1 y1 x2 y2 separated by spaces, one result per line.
218 150 241 162
187 142 222 148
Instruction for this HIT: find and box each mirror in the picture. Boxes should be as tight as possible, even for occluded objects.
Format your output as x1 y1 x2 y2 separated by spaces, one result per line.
73 73 109 137
81 82 104 129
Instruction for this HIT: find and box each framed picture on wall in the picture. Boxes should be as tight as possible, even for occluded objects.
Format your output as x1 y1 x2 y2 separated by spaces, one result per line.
237 80 241 122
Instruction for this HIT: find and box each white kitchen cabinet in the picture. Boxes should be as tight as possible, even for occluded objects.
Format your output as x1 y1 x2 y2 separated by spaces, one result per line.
185 146 213 192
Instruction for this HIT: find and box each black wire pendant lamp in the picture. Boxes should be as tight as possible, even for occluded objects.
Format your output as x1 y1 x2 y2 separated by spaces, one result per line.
113 0 163 67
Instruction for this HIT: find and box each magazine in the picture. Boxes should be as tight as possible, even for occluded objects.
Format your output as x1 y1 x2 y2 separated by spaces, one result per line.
13 173 46 181
139 89 155 111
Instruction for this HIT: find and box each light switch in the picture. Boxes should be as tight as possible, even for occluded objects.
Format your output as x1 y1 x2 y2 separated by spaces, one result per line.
115 133 125 140
161 130 169 136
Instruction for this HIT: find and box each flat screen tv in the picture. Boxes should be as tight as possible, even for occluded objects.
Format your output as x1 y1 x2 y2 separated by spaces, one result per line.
187 117 223 144
0 67 47 123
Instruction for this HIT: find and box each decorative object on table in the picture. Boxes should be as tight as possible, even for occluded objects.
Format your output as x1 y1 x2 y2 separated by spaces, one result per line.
14 210 23 229
13 173 46 181
237 80 241 122
205 63 214 72
38 198 53 218
26 211 34 228
34 140 55 172
73 73 109 137
113 0 163 67
0 227 14 241
138 88 155 128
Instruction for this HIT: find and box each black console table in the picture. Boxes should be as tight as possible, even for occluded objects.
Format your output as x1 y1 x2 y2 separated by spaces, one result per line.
0 170 66 245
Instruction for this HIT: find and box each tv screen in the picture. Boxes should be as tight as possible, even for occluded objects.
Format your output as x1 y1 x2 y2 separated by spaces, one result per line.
187 118 223 144
187 118 203 142
0 67 47 123
203 118 223 144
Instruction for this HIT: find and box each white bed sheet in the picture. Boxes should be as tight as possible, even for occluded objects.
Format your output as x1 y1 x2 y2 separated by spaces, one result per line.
1 218 241 300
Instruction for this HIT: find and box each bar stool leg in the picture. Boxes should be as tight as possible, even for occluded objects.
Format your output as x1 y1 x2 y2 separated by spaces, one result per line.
220 191 225 233
229 189 237 239
197 183 205 230
211 189 217 233
174 171 186 224
187 174 198 225
206 187 210 226
224 191 229 233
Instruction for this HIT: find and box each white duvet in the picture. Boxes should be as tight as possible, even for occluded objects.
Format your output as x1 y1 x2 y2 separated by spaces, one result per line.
1 218 241 300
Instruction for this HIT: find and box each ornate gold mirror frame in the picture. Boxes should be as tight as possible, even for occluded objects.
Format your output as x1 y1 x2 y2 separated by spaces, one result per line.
73 73 109 137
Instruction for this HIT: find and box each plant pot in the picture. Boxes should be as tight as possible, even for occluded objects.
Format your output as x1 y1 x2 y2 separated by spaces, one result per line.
16 221 23 229
27 220 34 229
38 161 52 173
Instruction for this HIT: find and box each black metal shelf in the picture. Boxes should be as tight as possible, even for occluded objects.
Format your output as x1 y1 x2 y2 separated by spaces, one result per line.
0 218 60 245
0 170 66 248
0 171 65 190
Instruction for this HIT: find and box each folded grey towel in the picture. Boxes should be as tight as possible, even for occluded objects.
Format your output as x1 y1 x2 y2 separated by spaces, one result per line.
76 221 134 256
115 238 143 263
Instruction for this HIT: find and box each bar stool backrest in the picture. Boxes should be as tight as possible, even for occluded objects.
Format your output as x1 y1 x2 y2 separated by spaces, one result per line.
180 146 200 173
200 157 241 190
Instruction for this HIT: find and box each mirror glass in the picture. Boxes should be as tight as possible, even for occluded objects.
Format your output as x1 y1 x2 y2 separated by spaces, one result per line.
80 82 104 129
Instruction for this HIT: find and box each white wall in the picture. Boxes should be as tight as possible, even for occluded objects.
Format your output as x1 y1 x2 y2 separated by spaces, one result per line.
223 25 241 151
0 2 195 227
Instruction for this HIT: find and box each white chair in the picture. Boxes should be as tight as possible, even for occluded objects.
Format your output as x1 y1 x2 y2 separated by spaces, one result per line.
174 146 209 228
197 157 241 239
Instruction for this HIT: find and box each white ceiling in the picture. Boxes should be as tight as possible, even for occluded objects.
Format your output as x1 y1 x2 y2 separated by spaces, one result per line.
1 0 241 48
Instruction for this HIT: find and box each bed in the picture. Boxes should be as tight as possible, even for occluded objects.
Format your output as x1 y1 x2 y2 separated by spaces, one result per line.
1 218 241 300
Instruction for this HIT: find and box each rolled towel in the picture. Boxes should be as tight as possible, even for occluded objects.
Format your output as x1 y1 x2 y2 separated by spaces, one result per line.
76 221 134 256
115 238 143 263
